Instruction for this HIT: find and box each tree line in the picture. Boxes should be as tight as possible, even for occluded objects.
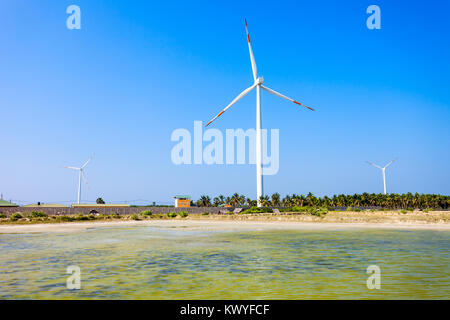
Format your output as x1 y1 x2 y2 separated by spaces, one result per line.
194 192 450 209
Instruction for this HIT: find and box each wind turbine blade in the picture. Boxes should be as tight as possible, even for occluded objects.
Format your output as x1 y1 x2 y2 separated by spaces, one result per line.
366 161 382 169
384 158 398 169
81 170 90 189
245 19 258 81
64 166 80 170
81 154 94 169
205 84 257 127
260 85 315 111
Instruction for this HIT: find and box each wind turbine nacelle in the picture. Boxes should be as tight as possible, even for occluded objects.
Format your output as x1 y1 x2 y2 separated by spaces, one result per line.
256 77 264 85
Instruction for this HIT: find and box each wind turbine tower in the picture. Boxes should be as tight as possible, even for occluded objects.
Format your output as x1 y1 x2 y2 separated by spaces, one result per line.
65 155 93 204
205 19 315 206
366 158 397 195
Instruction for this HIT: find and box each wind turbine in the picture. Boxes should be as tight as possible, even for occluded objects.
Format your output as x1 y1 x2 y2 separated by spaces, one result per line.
65 155 93 204
366 158 397 195
205 19 315 206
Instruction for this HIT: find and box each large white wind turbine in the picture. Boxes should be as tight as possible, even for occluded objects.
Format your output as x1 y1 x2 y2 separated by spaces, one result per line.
205 19 315 206
65 155 93 204
366 158 397 195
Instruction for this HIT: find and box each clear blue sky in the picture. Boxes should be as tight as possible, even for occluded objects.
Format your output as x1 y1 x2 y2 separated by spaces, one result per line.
1 0 449 205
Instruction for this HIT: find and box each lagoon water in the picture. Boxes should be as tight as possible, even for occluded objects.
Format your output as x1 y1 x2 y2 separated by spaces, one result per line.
0 225 449 299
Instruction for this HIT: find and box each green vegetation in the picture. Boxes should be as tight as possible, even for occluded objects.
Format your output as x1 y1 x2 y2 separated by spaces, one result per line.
196 195 212 207
178 211 188 218
279 206 328 216
401 210 408 214
310 207 328 217
195 192 449 210
167 212 177 218
75 214 89 220
131 214 140 220
10 213 23 221
140 210 152 217
241 207 273 214
202 212 209 216
31 211 48 218
0 213 7 218
96 198 105 204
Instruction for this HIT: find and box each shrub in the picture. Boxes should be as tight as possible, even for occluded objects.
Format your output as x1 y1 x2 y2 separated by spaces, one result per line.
140 210 152 217
10 213 23 221
309 207 328 217
353 207 361 212
178 211 188 218
131 214 140 220
75 214 89 221
279 206 311 213
112 213 121 219
60 216 74 222
167 212 177 218
0 213 7 218
202 212 209 216
31 211 48 218
346 207 354 211
88 214 96 220
401 209 407 214
241 207 273 214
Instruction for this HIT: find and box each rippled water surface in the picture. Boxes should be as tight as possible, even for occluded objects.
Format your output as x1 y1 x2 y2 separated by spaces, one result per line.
0 226 449 299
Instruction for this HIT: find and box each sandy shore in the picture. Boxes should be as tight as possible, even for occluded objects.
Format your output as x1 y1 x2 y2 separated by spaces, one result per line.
0 216 449 234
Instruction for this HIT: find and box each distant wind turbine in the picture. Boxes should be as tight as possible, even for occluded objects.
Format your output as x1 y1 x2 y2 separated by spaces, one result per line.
366 158 397 195
65 155 94 204
205 19 315 206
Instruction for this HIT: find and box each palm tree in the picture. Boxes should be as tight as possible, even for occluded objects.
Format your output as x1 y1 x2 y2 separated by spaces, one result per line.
271 193 281 207
246 198 257 207
282 195 292 207
230 193 245 207
203 193 449 210
306 192 316 207
259 195 271 207
196 195 211 207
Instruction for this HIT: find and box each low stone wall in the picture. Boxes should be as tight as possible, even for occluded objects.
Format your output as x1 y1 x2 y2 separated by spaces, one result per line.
0 206 239 216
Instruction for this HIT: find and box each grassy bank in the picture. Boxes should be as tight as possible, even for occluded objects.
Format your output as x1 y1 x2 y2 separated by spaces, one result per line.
0 210 190 225
1 208 448 225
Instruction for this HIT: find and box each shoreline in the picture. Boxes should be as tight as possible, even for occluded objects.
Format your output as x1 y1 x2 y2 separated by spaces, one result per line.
1 216 449 234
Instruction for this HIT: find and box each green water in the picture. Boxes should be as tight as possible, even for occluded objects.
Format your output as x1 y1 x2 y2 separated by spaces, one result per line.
0 225 449 299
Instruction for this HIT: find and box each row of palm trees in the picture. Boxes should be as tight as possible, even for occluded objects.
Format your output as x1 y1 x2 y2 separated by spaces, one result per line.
195 192 449 209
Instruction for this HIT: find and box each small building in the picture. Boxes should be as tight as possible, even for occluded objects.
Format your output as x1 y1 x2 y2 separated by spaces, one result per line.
0 199 18 207
23 203 68 208
71 204 130 208
174 195 191 208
